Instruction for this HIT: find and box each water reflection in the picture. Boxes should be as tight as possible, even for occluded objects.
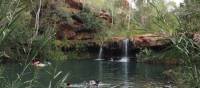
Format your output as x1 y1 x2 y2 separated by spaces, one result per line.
1 59 169 87
122 62 129 88
98 60 103 81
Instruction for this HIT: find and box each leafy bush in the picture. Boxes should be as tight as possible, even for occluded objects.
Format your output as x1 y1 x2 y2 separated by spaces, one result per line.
0 0 66 62
77 7 104 31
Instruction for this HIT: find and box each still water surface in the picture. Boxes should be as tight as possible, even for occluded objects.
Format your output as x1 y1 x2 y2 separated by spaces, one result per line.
1 59 172 88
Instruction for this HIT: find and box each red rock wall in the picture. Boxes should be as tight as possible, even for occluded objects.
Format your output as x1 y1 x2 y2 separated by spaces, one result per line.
65 0 83 10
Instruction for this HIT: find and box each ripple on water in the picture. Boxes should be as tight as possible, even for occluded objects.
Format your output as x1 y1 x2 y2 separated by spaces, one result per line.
1 59 175 87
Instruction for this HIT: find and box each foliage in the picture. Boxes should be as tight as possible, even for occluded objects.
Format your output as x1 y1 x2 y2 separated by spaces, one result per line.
0 64 69 88
146 1 200 87
0 0 66 63
137 47 185 64
77 7 104 31
126 1 200 87
0 0 200 87
177 0 200 32
171 1 200 87
0 0 29 61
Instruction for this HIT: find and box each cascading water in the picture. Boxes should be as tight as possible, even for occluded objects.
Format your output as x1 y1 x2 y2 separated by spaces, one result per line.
96 46 103 60
119 39 129 62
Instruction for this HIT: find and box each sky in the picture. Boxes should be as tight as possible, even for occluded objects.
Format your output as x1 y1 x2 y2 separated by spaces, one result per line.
126 0 185 10
166 0 184 7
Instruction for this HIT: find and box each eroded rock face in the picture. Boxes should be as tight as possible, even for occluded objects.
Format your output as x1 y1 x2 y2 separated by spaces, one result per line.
65 0 83 10
131 34 170 48
104 34 170 48
75 33 94 40
101 39 138 60
42 0 113 41
56 23 77 40
54 0 109 41
44 1 171 53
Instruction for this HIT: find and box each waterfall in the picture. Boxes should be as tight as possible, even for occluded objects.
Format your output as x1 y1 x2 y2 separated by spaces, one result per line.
119 39 129 62
96 46 103 60
124 39 128 57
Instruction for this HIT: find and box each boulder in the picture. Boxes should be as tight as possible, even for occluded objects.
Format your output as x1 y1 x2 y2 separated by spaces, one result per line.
193 33 200 44
98 10 112 23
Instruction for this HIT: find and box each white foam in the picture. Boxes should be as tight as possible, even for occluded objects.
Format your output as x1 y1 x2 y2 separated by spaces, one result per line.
95 58 104 61
118 57 129 62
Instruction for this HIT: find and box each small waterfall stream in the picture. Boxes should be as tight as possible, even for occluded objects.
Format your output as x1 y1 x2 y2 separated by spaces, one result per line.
96 46 103 60
119 39 129 62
